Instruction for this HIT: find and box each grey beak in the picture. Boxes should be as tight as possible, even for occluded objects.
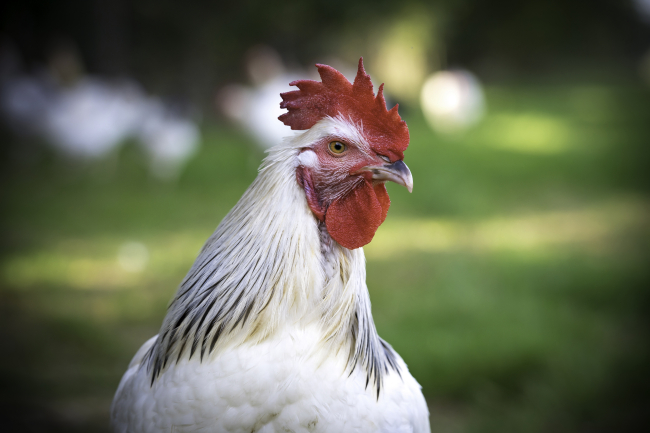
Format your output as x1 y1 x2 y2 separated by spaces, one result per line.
363 160 414 193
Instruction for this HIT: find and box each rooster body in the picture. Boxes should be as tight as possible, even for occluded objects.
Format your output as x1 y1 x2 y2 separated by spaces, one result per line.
112 61 429 432
113 329 425 432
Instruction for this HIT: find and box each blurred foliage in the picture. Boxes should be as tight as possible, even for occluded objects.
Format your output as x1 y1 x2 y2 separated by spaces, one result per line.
1 76 649 432
2 0 649 103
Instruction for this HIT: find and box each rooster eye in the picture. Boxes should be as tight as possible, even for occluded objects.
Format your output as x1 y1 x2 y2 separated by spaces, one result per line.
328 141 347 155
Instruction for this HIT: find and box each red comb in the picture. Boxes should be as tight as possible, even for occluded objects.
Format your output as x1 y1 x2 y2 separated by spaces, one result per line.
279 58 409 160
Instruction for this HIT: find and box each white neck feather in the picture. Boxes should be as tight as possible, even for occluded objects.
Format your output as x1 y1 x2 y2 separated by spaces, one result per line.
145 120 400 393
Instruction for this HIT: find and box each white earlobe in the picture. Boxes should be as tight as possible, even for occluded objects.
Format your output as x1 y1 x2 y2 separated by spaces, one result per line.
298 150 318 168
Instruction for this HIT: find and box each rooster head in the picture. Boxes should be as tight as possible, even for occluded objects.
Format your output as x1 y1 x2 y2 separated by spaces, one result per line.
279 58 412 250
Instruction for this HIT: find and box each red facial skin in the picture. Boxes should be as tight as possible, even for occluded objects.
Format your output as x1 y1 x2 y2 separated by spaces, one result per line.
296 138 392 250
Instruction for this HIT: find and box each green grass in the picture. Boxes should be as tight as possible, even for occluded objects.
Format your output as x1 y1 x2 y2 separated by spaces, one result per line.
1 80 649 432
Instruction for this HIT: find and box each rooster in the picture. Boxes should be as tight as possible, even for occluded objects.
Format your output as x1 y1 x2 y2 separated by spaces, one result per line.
111 59 430 433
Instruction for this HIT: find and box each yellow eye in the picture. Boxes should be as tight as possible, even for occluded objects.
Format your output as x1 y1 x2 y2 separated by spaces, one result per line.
328 141 347 154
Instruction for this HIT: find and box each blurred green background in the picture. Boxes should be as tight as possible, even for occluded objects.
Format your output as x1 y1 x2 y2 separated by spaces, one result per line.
1 1 650 432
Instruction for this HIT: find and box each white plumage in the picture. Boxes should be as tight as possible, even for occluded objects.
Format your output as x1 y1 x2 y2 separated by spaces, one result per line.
112 66 429 432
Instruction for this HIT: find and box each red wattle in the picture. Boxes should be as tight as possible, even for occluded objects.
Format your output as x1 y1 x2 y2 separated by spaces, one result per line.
374 183 390 223
326 181 391 250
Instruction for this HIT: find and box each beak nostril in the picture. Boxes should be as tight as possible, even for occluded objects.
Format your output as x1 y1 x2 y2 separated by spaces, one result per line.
359 160 413 192
378 154 391 163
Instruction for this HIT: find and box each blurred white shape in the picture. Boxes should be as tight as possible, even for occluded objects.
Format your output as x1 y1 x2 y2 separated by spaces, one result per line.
46 78 145 158
420 70 485 134
245 45 286 87
218 78 298 148
117 241 149 273
245 76 301 147
0 61 201 178
218 84 251 123
138 99 200 180
217 45 299 148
